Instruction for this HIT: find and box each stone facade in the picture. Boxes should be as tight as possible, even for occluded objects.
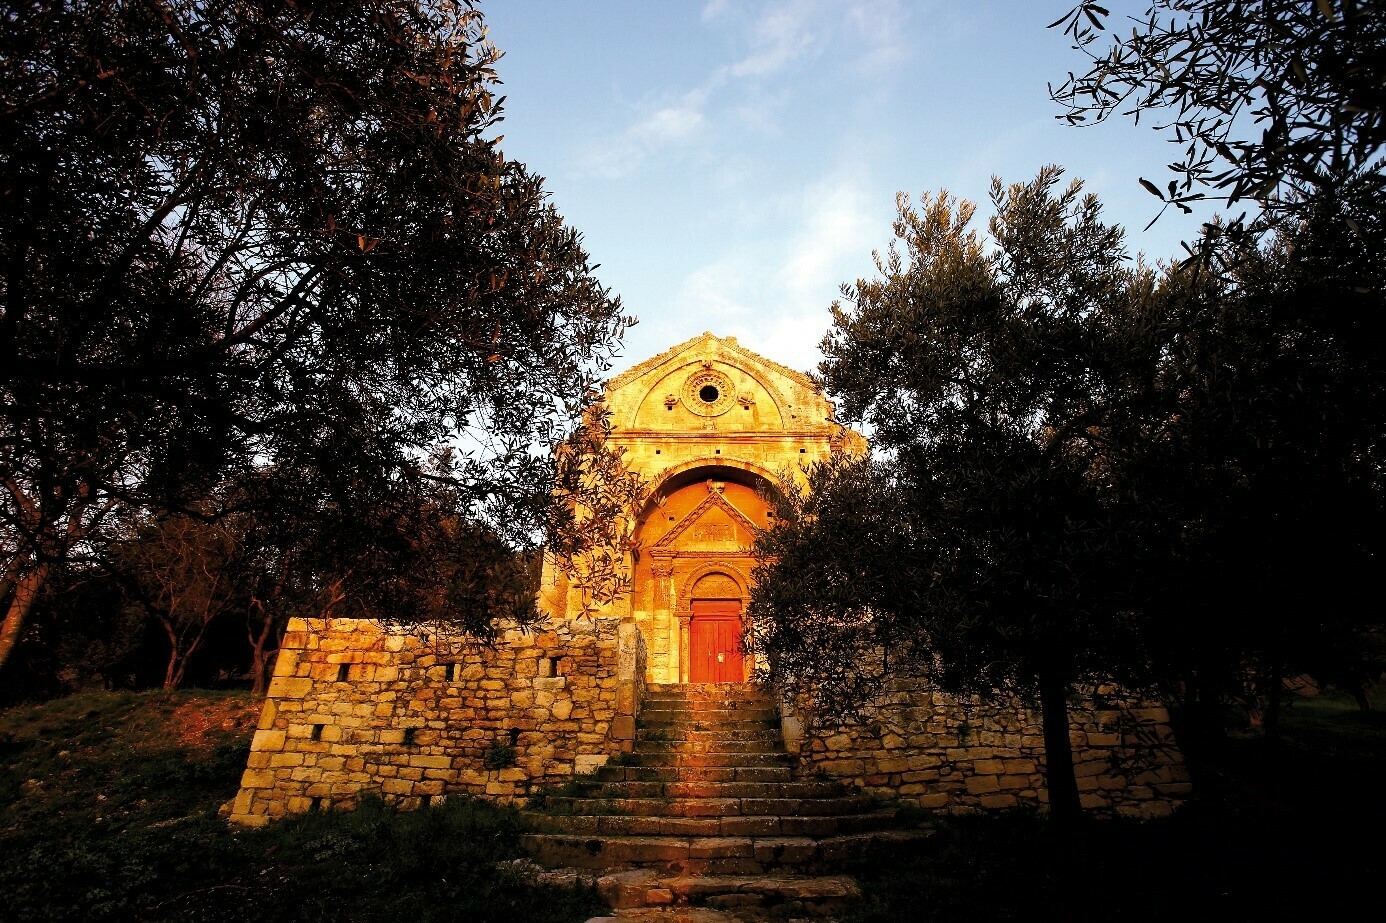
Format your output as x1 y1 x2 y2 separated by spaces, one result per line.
538 332 864 683
782 681 1188 819
229 333 1186 825
226 617 644 826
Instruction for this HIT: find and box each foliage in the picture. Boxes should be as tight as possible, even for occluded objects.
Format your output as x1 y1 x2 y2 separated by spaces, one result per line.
0 689 605 922
113 512 246 690
0 0 631 672
483 739 517 770
1121 190 1386 750
545 403 647 616
752 168 1146 823
1049 1 1386 242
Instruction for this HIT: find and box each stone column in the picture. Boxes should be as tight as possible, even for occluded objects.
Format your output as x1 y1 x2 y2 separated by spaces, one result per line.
651 559 675 683
678 612 693 684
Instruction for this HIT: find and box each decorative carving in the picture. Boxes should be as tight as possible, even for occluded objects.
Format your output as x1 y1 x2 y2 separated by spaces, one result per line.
693 524 735 542
663 393 678 409
737 392 755 408
676 562 751 610
691 572 742 599
650 561 674 578
682 367 736 417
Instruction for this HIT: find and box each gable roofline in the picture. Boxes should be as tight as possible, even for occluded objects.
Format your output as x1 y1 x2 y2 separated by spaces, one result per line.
650 484 762 549
605 331 818 394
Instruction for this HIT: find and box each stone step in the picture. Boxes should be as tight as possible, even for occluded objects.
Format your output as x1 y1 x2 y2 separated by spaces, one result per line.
633 739 783 755
525 810 900 838
595 765 792 784
595 868 861 913
541 795 876 818
524 830 919 875
646 683 774 700
631 750 792 768
636 727 784 743
563 780 848 800
640 706 779 724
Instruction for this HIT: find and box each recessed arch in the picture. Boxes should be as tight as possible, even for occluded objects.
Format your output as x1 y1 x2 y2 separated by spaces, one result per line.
676 561 751 611
637 458 785 526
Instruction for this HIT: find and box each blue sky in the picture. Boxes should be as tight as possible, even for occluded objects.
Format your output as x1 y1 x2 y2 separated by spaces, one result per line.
485 1 1219 376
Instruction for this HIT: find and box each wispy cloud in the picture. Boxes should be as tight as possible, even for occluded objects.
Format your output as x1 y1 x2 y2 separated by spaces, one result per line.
729 0 819 77
579 88 710 178
584 0 908 180
668 166 886 374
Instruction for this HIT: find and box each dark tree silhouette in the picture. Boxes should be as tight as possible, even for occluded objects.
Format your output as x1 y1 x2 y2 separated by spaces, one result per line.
0 0 632 671
751 169 1147 827
1050 1 1385 242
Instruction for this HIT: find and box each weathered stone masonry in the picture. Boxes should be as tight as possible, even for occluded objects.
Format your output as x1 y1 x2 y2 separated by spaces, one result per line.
228 333 1188 826
782 679 1188 819
227 616 645 826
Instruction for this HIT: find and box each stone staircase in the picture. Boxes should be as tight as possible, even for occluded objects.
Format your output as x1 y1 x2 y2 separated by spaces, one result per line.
522 683 917 915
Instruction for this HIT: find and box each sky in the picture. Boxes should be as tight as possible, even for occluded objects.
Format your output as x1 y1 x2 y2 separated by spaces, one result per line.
484 1 1222 377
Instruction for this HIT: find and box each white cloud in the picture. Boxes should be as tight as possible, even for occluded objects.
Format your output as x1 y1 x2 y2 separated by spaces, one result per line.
843 0 911 70
581 1 911 181
729 0 819 77
701 0 732 22
662 167 887 375
579 89 711 178
778 172 880 305
632 105 705 145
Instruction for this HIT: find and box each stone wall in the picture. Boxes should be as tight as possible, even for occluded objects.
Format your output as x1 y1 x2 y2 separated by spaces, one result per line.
227 616 645 827
781 679 1189 820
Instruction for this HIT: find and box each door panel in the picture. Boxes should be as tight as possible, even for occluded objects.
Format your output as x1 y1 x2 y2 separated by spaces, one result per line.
690 599 744 683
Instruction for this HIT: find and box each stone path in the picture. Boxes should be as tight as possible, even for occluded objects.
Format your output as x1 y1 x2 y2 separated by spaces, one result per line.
523 683 920 917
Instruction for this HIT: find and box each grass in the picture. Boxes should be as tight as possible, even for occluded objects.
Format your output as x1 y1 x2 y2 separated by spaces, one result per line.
841 692 1386 922
0 690 605 923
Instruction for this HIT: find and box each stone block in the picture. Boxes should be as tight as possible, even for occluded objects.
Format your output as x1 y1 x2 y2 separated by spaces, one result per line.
965 775 999 794
240 769 275 789
266 676 314 699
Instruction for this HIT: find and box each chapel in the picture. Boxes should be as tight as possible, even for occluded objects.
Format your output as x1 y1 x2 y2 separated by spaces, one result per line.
536 331 864 683
226 332 1186 829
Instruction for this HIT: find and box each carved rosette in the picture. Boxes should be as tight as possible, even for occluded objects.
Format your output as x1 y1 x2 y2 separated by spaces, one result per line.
681 367 736 417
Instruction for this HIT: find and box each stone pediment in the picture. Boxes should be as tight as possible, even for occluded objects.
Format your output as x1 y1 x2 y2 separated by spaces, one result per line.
652 484 760 552
606 331 815 394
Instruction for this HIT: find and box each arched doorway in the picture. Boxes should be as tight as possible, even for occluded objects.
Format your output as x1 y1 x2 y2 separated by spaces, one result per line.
688 572 746 683
628 469 775 683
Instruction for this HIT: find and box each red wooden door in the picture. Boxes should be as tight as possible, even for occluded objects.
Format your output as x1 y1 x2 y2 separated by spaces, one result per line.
690 599 744 683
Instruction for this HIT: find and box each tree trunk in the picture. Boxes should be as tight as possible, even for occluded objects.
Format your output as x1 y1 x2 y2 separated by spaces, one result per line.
0 563 49 672
248 614 281 696
1039 666 1083 829
162 620 183 690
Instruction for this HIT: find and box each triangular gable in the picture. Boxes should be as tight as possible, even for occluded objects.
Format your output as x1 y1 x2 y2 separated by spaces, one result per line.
605 331 815 395
652 486 761 549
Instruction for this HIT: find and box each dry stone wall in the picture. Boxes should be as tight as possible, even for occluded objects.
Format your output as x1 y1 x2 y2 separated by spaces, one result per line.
781 679 1189 819
227 616 644 827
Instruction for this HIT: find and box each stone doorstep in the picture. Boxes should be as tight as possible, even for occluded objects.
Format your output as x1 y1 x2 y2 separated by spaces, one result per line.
639 704 778 717
645 683 774 697
594 867 861 912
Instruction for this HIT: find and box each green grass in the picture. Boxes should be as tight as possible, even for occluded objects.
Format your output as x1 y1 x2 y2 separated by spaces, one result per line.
0 690 605 923
841 693 1386 923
